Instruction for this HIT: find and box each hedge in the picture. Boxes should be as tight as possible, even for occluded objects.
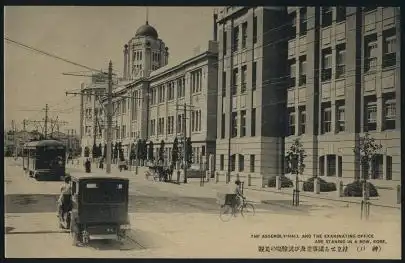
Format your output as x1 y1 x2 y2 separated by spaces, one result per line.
303 177 337 192
267 175 293 188
343 180 379 197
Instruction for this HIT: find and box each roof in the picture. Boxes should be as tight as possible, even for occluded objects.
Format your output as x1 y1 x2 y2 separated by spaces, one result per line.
149 41 218 79
135 22 158 39
69 172 129 181
24 140 65 148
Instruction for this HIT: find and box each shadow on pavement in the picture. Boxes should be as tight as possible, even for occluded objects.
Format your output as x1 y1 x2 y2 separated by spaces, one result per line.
86 228 170 251
5 229 69 235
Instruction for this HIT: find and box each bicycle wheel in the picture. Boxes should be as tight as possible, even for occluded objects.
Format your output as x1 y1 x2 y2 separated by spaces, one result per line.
241 203 256 218
219 205 233 222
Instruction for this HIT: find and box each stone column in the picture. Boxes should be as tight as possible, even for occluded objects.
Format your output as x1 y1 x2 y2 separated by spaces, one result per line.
324 155 328 177
335 154 340 178
376 96 383 132
382 153 387 180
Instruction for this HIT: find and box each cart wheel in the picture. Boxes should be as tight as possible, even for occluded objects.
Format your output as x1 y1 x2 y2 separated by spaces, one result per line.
71 231 80 246
219 204 233 222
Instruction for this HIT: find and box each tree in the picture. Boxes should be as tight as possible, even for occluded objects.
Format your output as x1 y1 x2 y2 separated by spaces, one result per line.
159 140 165 162
103 144 107 158
185 137 193 166
97 143 102 158
353 132 382 182
92 143 97 158
130 143 136 161
113 142 118 160
172 137 179 167
286 138 307 192
148 141 154 161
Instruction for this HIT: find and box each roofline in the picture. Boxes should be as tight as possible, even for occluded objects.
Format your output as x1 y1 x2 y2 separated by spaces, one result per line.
149 50 218 81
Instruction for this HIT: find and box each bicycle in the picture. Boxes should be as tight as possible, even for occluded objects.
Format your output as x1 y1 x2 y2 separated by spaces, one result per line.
219 194 256 222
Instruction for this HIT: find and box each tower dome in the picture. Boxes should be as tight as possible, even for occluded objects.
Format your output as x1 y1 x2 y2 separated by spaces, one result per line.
135 21 158 39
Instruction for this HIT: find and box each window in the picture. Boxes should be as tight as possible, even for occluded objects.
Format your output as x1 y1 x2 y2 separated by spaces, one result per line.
384 93 396 130
252 62 257 90
191 111 196 132
177 77 185 98
241 65 247 93
157 118 165 135
197 110 201 131
253 16 257 44
158 85 165 103
289 59 296 87
336 44 346 78
321 103 332 133
251 108 256 137
300 8 307 35
322 7 332 27
299 106 306 135
150 119 156 135
336 101 345 132
222 72 227 96
322 48 332 81
168 82 175 100
221 113 225 139
232 26 239 52
231 112 238 138
231 154 236 172
240 110 246 137
220 155 224 170
191 69 202 93
365 37 378 72
232 68 238 96
336 7 346 22
223 30 227 55
239 154 244 172
299 56 306 86
250 155 255 173
383 30 397 68
242 22 248 49
177 114 183 133
365 99 377 131
121 125 126 138
288 108 296 136
167 116 174 134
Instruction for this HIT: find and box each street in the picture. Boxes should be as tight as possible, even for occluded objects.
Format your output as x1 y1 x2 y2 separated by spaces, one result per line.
4 158 401 259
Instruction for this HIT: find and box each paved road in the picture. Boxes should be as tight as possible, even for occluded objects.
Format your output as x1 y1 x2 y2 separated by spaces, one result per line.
4 158 401 258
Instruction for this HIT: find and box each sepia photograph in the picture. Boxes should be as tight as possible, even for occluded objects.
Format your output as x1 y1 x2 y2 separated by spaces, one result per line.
3 5 402 259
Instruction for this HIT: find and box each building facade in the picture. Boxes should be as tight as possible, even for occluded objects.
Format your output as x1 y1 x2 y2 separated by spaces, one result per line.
285 7 401 186
214 7 289 183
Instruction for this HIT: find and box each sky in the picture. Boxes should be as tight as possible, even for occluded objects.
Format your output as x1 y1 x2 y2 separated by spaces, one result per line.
4 6 215 133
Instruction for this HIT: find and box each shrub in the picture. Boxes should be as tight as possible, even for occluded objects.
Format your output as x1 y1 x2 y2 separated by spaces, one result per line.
343 181 379 197
268 175 293 188
303 177 337 192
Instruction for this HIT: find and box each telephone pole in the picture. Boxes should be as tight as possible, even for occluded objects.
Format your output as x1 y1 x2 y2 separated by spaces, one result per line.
44 104 49 139
106 61 113 174
183 103 188 183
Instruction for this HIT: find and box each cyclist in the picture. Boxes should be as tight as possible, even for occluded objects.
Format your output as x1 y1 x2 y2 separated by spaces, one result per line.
233 180 245 214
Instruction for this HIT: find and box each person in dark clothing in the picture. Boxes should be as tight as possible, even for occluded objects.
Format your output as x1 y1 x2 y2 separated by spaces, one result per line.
85 158 91 173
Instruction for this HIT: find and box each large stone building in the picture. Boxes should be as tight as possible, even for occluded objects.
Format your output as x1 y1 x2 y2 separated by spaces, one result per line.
81 18 219 165
214 7 289 184
285 7 401 186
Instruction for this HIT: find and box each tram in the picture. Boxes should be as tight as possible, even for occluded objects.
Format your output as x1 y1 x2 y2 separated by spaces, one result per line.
22 140 66 181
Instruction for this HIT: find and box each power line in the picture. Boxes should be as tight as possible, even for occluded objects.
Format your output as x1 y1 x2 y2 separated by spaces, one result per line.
4 36 104 73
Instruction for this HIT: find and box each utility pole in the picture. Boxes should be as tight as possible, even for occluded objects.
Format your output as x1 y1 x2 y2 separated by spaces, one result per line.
12 120 17 158
106 61 113 174
44 104 49 139
93 93 97 147
22 119 27 131
183 103 188 183
80 83 85 144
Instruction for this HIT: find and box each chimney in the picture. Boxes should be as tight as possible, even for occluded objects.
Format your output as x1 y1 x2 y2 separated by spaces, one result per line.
213 11 218 41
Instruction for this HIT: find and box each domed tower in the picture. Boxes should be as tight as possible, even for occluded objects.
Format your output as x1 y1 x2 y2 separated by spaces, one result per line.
123 19 169 81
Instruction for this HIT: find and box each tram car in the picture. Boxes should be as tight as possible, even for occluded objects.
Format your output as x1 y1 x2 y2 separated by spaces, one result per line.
22 140 66 181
